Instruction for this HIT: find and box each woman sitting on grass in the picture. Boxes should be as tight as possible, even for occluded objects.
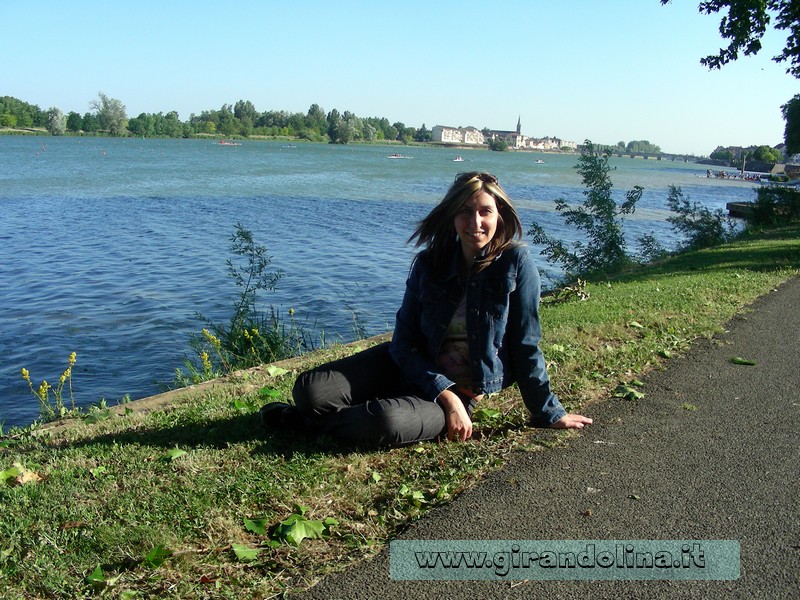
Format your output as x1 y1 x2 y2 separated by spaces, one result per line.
260 171 592 446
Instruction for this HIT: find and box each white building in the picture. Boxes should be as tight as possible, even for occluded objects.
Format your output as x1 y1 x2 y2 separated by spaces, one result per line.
431 125 485 145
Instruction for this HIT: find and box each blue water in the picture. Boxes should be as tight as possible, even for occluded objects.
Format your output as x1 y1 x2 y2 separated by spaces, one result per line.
0 137 760 426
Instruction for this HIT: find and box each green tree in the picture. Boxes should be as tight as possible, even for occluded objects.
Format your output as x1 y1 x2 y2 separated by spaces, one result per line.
81 112 100 132
0 96 43 127
781 94 800 154
626 140 661 154
216 104 238 136
710 146 735 162
414 123 432 142
750 145 782 162
90 92 128 135
661 0 800 77
234 100 256 136
66 111 83 132
45 107 66 135
127 113 155 137
529 141 644 280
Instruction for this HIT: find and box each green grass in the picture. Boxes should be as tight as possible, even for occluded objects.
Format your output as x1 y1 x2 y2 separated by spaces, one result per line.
1 224 799 598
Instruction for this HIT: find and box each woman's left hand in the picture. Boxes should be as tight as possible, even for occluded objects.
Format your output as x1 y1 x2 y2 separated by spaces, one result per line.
550 413 593 429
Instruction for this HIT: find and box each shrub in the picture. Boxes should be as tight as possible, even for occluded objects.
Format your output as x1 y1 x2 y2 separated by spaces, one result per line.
666 185 737 250
529 141 643 281
750 184 800 225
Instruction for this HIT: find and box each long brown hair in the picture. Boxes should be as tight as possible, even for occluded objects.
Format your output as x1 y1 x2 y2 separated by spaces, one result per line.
408 172 522 274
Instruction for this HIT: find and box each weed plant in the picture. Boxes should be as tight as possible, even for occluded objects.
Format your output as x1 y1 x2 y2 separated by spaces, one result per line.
1 225 798 598
19 352 77 421
176 224 317 387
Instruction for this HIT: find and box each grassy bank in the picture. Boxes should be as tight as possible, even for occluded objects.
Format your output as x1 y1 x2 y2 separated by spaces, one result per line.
1 225 799 599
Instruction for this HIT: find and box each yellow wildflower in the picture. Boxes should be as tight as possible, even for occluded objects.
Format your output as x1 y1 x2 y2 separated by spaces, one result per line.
21 368 30 381
202 328 221 347
200 351 212 374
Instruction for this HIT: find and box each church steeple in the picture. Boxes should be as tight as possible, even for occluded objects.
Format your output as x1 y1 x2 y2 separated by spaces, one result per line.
516 115 521 135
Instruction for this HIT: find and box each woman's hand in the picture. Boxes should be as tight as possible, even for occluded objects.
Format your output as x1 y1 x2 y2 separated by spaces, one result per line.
436 389 473 441
550 413 593 429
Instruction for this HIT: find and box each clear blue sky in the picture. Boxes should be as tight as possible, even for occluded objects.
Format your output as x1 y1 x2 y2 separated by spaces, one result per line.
3 0 797 155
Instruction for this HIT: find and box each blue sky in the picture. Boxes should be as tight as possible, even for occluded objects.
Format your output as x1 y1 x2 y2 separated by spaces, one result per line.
3 0 797 155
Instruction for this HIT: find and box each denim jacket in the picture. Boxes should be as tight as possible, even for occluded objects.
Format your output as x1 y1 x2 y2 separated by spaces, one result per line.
389 242 566 427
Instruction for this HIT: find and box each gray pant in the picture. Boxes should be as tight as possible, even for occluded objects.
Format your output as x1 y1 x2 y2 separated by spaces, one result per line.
292 342 473 448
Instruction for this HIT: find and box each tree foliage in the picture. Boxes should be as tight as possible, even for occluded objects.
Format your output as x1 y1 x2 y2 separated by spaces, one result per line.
529 141 644 280
90 92 128 136
661 0 800 78
45 107 66 135
0 96 45 128
781 94 800 154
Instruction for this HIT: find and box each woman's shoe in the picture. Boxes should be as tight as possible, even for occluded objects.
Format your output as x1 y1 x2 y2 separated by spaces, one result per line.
259 402 304 430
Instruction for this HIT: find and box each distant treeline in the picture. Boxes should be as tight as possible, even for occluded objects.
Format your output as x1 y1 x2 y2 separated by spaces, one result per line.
0 95 432 144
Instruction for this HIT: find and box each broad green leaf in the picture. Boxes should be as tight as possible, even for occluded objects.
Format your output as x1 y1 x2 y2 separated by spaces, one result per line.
274 515 325 546
265 365 289 377
90 466 107 479
613 384 645 401
83 409 111 424
472 407 502 423
258 386 281 399
244 517 268 535
730 356 757 366
144 544 172 568
232 398 252 411
628 321 645 329
0 467 21 485
370 471 381 483
86 565 106 586
163 448 187 461
232 544 261 562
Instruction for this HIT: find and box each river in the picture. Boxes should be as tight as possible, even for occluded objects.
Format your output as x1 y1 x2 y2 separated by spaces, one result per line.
0 136 760 426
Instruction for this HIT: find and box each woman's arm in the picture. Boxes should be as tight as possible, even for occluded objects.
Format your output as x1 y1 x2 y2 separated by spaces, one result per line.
507 248 590 428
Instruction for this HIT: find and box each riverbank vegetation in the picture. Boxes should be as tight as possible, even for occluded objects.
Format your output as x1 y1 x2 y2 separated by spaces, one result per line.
2 220 798 597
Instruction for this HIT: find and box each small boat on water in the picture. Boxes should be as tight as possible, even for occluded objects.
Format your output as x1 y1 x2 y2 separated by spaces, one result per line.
534 159 545 164
387 153 412 159
219 140 241 146
453 156 464 162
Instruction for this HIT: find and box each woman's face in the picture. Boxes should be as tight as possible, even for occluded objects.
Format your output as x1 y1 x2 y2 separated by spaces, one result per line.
454 191 499 262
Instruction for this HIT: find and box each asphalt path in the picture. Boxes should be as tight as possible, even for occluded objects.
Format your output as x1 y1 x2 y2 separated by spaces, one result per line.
299 277 799 600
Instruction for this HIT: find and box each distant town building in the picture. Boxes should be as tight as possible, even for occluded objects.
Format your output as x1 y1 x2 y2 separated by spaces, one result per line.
433 117 577 150
431 125 484 145
486 116 525 148
487 117 578 151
